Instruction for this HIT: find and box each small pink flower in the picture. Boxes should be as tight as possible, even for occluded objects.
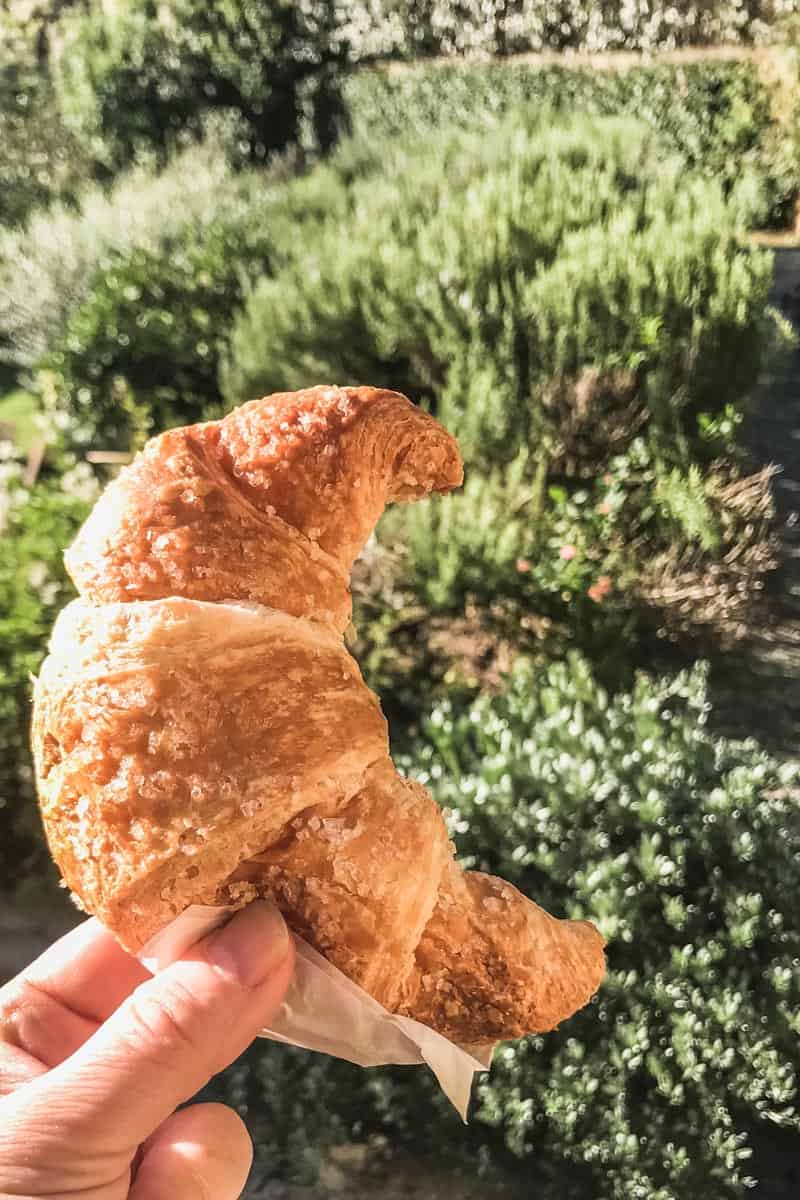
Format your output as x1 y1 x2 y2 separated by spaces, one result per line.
559 544 577 561
597 501 612 516
588 575 613 603
516 558 532 574
603 473 614 486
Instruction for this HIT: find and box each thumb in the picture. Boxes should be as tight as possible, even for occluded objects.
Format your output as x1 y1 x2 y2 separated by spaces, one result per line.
20 901 294 1152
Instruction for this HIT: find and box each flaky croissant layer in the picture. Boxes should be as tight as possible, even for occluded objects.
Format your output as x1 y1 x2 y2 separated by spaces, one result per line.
33 386 605 1042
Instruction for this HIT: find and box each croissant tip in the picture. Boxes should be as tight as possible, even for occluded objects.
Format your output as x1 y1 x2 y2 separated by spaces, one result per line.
437 456 465 492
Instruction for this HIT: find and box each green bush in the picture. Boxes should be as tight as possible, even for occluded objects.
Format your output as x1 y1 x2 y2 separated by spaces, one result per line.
226 114 780 658
0 140 270 373
0 444 96 905
343 60 797 230
29 155 360 449
43 220 277 450
392 653 800 1199
50 0 345 174
0 133 369 449
0 16 96 229
228 116 774 464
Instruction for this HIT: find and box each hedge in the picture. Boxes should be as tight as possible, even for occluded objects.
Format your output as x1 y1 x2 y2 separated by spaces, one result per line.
342 60 798 230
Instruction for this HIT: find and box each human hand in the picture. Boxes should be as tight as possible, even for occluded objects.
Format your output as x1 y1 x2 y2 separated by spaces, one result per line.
0 901 295 1199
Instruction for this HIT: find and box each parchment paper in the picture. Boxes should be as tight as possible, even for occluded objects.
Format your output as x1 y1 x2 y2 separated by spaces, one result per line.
139 904 494 1121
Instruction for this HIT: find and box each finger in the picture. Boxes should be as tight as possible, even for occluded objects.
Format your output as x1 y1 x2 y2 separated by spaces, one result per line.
129 1103 253 1200
0 1041 47 1098
0 918 148 1077
0 975 97 1080
22 902 294 1151
6 917 151 1023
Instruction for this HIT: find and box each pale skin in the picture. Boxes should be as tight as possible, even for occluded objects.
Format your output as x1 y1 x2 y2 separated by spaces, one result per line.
0 901 296 1200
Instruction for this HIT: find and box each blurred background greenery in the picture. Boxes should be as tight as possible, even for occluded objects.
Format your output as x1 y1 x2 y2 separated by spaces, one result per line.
2 2 800 1198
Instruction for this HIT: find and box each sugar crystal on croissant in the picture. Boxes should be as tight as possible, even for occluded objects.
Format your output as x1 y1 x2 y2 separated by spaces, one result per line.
32 385 605 1043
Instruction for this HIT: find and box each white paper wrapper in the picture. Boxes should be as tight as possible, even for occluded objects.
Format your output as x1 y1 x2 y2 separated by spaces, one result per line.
139 904 494 1121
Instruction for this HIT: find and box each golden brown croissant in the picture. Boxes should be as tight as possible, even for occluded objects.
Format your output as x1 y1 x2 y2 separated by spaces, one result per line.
32 386 605 1043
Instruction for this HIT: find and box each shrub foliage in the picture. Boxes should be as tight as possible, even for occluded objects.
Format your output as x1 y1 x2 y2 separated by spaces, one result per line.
400 654 800 1199
0 447 96 903
227 115 780 659
0 15 95 229
343 60 797 228
50 0 346 173
0 141 274 373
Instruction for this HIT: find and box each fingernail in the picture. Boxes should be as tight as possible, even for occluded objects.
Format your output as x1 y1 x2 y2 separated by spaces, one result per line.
206 901 291 988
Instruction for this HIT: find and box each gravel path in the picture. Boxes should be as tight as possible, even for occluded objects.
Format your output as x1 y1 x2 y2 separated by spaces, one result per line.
708 246 800 754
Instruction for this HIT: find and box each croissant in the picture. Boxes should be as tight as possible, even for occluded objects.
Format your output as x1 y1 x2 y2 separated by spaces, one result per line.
32 386 605 1044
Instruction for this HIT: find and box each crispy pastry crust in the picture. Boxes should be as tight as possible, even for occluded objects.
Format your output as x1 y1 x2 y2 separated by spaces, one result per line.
33 385 605 1041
